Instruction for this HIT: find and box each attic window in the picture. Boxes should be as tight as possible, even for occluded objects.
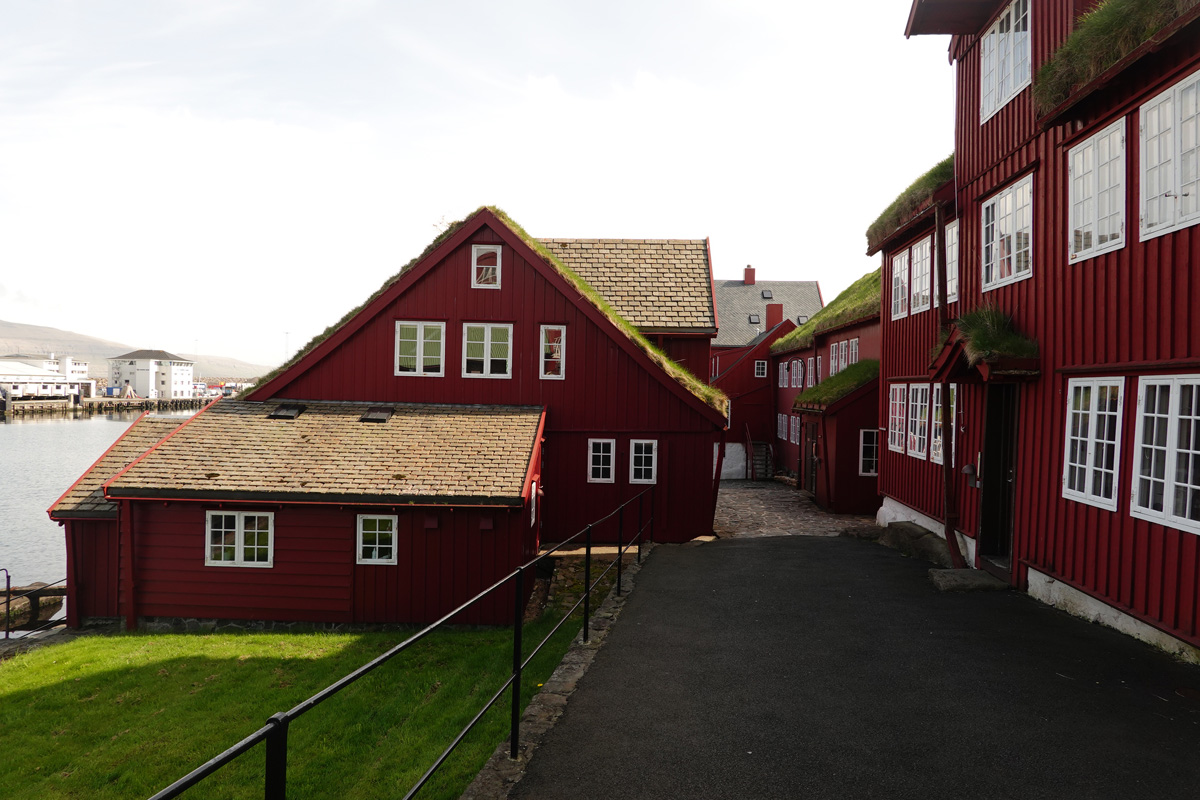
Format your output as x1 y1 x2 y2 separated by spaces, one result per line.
471 244 501 289
748 314 761 325
761 290 773 299
360 406 393 423
797 315 809 325
268 404 306 420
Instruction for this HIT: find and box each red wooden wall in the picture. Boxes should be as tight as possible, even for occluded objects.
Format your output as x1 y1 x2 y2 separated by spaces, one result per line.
714 321 795 444
884 3 1200 645
256 223 722 544
65 519 122 624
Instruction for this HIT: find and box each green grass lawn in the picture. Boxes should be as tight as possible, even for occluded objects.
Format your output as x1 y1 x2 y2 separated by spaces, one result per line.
0 574 610 800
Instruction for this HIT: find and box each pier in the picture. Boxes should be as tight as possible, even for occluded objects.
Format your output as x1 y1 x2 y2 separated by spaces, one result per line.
1 395 208 418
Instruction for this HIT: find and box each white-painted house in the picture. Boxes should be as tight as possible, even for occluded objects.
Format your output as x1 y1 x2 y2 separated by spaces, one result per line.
108 350 195 399
0 360 94 400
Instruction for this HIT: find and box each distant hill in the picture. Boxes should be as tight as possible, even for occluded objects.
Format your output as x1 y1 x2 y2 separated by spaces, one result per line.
0 320 273 379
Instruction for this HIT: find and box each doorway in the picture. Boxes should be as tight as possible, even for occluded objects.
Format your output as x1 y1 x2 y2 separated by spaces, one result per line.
979 384 1018 579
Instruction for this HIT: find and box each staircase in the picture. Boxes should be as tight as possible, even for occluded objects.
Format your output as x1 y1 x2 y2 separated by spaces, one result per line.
749 441 771 481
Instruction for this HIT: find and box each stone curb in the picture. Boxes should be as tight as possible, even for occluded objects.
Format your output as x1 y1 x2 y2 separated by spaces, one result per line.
459 543 656 800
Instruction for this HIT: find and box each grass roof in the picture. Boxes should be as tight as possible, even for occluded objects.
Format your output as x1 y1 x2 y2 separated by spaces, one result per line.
254 206 728 416
865 155 954 254
955 305 1038 365
1035 0 1200 114
794 359 879 409
770 269 881 354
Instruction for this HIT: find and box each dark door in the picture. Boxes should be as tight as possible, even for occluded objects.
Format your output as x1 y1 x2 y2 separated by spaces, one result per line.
805 423 819 493
979 384 1018 579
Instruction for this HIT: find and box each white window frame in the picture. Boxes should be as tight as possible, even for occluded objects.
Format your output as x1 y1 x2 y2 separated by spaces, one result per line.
793 359 803 388
807 357 815 388
982 174 1034 291
980 0 1031 123
778 414 787 440
588 438 616 484
394 321 446 377
888 385 907 453
1061 377 1125 512
930 384 957 467
849 338 860 365
1069 119 1126 262
907 383 930 459
462 323 513 379
839 341 848 372
540 325 566 380
357 514 399 565
530 481 537 527
790 415 800 445
471 244 502 289
754 360 767 379
817 356 822 383
630 439 658 484
910 236 932 313
1139 69 1200 241
205 511 274 568
935 220 960 306
859 429 880 477
891 251 909 320
828 344 838 376
1131 375 1200 534
776 362 785 385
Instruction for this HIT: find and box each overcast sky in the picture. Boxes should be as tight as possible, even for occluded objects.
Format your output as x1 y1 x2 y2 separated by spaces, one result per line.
0 1 955 368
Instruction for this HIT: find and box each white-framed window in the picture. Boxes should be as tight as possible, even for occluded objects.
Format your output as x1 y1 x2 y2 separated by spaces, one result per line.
891 251 909 319
1061 377 1124 511
849 338 860 365
588 439 616 483
630 439 658 484
540 325 566 380
1131 375 1200 534
530 481 537 527
817 356 822 383
980 0 1031 123
778 414 788 440
357 514 398 565
776 362 786 385
1070 119 1125 262
807 357 815 387
828 344 838 376
859 430 880 477
206 511 274 568
839 341 848 372
910 236 932 313
791 360 801 388
790 415 800 445
907 384 930 459
462 323 512 378
888 385 907 452
394 321 445 377
936 220 960 306
471 244 501 289
930 384 957 467
982 174 1034 291
1140 69 1200 240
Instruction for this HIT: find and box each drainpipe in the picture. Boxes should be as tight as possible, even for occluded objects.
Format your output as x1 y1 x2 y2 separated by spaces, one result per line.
935 203 966 569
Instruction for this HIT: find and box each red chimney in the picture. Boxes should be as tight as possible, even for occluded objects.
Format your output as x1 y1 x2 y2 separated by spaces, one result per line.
744 265 755 285
766 303 783 330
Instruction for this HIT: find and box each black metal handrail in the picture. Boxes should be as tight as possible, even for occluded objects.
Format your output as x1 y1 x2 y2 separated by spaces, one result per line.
2 574 67 639
149 485 655 800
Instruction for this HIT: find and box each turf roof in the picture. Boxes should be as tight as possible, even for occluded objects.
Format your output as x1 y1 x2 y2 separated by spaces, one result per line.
770 269 881 354
955 305 1038 365
866 155 954 255
1035 0 1200 114
794 360 879 409
253 206 728 417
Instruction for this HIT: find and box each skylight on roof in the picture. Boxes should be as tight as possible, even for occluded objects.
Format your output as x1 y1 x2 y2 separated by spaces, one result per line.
797 315 809 324
360 406 394 423
748 314 760 324
268 404 306 420
762 290 773 299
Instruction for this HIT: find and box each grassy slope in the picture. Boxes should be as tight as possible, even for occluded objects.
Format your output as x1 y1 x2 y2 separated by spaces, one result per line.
0 593 604 800
794 360 880 408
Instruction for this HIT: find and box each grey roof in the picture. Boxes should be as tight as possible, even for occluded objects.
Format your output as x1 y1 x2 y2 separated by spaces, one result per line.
109 349 191 362
712 280 823 347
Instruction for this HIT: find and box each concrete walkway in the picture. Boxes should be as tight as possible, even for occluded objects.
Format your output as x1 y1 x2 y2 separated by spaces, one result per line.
511 535 1200 799
713 480 876 538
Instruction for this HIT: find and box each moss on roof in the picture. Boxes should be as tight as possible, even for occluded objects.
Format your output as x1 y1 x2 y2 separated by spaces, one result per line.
955 305 1038 365
255 206 728 417
794 360 879 410
1035 0 1200 114
770 269 881 354
866 155 954 254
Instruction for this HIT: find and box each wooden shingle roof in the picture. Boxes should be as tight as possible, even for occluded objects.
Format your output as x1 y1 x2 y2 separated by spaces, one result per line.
48 415 186 519
539 239 717 332
104 400 544 506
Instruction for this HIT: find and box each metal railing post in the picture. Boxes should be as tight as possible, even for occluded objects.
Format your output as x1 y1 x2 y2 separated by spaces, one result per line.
582 525 592 643
616 507 624 597
264 713 289 800
509 568 524 760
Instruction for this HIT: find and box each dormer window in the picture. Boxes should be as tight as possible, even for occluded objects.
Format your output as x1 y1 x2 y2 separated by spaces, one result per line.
471 244 501 289
268 403 305 420
761 290 773 299
748 314 760 325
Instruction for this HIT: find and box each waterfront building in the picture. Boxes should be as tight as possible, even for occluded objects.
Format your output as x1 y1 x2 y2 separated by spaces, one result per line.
108 350 195 399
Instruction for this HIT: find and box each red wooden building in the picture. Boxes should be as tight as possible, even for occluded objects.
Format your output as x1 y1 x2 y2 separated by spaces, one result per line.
879 0 1200 655
770 270 882 514
50 207 729 628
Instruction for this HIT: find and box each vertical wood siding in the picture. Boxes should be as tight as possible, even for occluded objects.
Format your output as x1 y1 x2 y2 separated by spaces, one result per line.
66 520 122 621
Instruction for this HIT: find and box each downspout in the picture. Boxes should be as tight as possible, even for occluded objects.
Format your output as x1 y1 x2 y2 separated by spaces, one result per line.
935 203 966 569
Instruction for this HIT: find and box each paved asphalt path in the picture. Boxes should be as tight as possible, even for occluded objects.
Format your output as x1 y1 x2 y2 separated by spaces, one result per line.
512 536 1200 799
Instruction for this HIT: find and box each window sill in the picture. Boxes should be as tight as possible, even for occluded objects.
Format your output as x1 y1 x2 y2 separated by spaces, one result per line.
1062 490 1118 513
1130 507 1200 537
1139 213 1200 243
1069 239 1125 263
982 269 1033 293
